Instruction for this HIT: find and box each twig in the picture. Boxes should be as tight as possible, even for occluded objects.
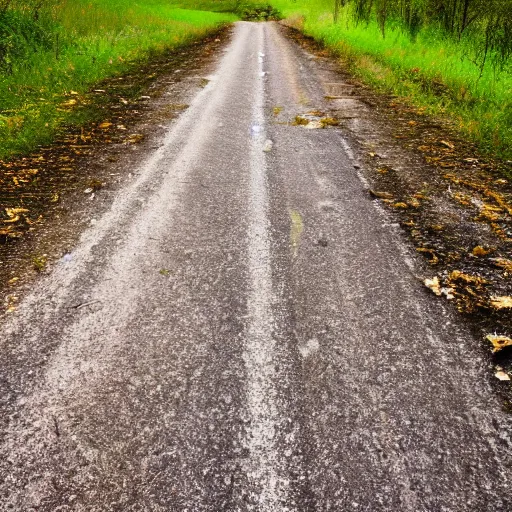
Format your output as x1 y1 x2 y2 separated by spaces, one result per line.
70 300 101 310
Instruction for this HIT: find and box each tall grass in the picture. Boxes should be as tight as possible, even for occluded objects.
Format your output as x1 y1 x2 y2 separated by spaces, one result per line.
271 0 512 159
0 1 237 159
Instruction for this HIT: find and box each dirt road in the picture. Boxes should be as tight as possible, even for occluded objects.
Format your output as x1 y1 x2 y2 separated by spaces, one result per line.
0 22 511 511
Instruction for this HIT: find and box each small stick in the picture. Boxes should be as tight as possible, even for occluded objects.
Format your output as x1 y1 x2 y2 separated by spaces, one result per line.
70 300 101 310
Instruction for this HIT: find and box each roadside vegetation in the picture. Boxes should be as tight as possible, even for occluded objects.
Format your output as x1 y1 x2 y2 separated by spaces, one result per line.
0 0 236 159
269 0 512 160
175 1 281 20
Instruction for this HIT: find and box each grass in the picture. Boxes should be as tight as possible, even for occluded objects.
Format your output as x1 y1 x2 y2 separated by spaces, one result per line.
0 1 237 160
269 0 512 160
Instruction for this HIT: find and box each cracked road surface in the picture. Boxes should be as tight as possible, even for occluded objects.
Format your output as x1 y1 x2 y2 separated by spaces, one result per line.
1 22 511 511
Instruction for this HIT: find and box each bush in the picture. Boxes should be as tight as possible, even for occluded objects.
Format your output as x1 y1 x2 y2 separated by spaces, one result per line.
237 3 281 21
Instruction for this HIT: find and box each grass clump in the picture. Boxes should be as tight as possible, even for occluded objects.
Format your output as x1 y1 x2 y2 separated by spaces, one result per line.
0 1 237 160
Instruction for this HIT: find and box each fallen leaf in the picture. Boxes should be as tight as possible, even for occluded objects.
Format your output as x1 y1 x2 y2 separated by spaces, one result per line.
393 202 409 209
3 208 29 224
126 134 144 144
440 140 455 150
472 246 493 257
448 270 487 285
424 277 442 296
495 371 511 381
491 258 512 272
99 122 113 129
289 209 304 258
159 269 170 276
0 227 21 237
5 208 29 217
486 334 512 353
3 215 20 224
417 248 439 265
490 296 512 310
370 190 394 200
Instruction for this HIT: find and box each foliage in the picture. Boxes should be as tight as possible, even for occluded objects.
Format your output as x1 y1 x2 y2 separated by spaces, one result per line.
174 1 281 20
237 3 281 20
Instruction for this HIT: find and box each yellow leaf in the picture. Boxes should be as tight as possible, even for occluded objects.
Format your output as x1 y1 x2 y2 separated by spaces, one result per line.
491 258 512 272
126 134 144 144
486 334 512 353
490 296 512 310
5 208 27 216
472 246 493 257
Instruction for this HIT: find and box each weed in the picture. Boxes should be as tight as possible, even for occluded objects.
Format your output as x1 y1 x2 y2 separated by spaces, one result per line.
32 254 48 272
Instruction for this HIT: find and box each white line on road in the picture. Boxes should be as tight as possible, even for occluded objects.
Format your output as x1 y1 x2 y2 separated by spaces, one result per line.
244 23 292 512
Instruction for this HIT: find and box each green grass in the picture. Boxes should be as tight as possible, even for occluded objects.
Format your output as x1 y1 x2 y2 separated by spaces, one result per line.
0 1 237 159
270 0 512 160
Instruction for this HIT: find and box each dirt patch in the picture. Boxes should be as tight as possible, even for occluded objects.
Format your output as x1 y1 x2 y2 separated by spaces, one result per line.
0 27 232 313
284 25 512 409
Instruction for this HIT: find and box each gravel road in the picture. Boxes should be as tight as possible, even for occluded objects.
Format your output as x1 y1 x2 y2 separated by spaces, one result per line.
0 21 511 511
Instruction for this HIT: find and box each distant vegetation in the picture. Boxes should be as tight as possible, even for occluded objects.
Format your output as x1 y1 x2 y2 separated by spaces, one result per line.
0 1 236 159
270 0 512 159
175 1 281 20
